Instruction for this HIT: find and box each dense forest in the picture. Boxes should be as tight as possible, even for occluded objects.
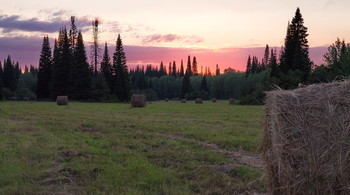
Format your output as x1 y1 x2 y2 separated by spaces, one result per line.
0 8 349 104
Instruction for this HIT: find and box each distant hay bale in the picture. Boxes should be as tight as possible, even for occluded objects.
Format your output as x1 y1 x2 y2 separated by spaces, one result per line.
229 98 235 105
212 98 217 103
181 99 186 103
165 98 169 102
195 98 203 104
131 94 146 108
263 81 350 195
11 96 17 101
56 96 68 105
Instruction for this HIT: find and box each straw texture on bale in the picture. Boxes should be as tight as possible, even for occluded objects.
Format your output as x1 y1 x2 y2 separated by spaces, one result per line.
131 94 146 107
263 81 350 195
229 98 235 105
56 96 68 105
181 99 186 103
212 98 217 103
195 98 203 104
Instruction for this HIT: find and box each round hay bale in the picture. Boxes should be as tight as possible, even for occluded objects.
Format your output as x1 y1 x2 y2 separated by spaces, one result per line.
56 96 68 105
165 98 169 102
212 98 217 103
195 98 203 104
229 98 235 105
263 81 350 194
131 94 146 108
181 99 186 103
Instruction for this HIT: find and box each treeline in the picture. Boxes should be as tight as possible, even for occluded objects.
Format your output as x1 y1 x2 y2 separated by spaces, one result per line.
0 56 38 100
36 16 130 102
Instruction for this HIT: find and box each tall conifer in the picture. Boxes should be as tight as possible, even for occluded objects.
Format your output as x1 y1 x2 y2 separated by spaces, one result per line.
36 36 53 99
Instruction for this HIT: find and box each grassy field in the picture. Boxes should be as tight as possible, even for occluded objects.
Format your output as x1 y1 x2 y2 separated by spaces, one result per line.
0 100 266 194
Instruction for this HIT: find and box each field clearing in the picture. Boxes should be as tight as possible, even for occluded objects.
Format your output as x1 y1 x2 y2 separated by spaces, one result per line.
0 100 266 194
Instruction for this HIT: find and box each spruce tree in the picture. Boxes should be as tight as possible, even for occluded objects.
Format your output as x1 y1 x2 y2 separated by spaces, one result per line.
68 32 91 100
179 60 184 77
180 69 191 99
270 49 279 78
186 55 192 76
69 16 78 51
280 7 311 81
200 76 209 93
192 56 198 75
245 55 252 77
0 61 3 100
100 42 113 92
113 34 130 101
14 62 21 80
172 61 177 77
168 62 172 75
215 64 220 76
263 44 270 68
3 56 16 92
51 28 72 98
36 36 53 100
159 61 166 77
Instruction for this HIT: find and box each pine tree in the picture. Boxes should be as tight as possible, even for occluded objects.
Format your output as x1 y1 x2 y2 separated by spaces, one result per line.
186 55 192 76
172 61 177 77
263 44 270 68
270 49 279 78
68 32 91 100
215 64 220 76
180 69 191 99
280 7 311 81
179 60 184 77
245 55 252 77
51 28 72 98
113 34 130 101
200 76 208 93
0 61 3 100
91 18 100 76
36 36 53 100
3 56 16 92
168 62 172 75
24 65 29 73
100 42 113 92
192 56 198 75
14 62 21 80
159 61 166 77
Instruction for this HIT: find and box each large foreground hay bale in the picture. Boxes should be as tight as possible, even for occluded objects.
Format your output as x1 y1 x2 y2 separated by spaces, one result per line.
56 96 68 105
263 81 350 195
131 94 146 107
195 98 203 104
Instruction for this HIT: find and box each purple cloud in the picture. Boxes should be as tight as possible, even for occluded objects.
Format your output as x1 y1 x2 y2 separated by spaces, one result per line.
0 14 92 33
142 34 203 44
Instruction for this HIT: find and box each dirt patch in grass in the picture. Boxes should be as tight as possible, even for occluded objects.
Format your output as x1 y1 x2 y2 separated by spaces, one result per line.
80 127 104 133
156 133 263 170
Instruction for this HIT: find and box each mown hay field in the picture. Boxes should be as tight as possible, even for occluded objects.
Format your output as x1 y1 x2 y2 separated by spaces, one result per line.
0 100 266 194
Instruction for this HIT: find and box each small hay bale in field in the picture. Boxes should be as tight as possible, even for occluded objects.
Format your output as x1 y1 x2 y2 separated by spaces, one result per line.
263 81 350 195
229 98 235 105
165 98 169 102
56 96 68 105
181 99 186 103
131 94 146 107
212 98 217 103
195 98 203 104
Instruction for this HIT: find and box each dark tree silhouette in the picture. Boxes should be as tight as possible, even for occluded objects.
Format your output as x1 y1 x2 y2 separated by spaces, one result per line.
200 76 209 93
172 61 177 77
159 61 166 77
192 56 198 75
280 7 311 81
215 64 220 76
179 59 184 77
68 32 91 100
3 56 16 92
186 55 192 76
113 34 130 101
180 69 191 99
36 36 53 100
100 42 113 91
69 16 78 51
245 55 252 77
91 18 100 76
51 28 72 98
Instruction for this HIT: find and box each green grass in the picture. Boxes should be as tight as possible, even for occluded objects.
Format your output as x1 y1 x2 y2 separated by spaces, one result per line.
0 100 266 194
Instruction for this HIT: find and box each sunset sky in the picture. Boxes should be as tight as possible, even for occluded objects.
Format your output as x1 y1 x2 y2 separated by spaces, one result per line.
0 0 349 71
